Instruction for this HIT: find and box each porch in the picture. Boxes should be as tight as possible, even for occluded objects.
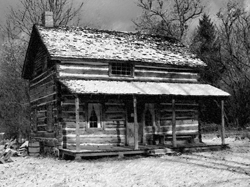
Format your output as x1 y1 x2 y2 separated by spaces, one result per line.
59 141 229 159
58 80 230 157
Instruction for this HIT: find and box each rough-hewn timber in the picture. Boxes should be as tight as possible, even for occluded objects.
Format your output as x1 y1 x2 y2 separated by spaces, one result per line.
57 62 199 83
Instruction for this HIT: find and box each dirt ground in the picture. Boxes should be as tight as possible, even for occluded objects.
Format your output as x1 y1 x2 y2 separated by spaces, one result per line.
0 136 250 187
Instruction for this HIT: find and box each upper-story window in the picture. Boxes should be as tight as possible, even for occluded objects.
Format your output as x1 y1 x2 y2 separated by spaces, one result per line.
110 62 133 77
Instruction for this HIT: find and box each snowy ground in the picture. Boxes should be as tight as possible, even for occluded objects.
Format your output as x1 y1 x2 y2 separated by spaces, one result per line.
0 136 250 187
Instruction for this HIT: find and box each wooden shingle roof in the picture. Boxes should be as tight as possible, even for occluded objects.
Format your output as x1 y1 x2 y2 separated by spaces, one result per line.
35 25 205 67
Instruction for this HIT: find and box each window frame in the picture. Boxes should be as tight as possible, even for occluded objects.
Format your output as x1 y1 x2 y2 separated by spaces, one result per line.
109 62 134 77
87 103 102 129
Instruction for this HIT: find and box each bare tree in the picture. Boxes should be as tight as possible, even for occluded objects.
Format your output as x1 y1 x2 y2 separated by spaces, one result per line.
217 1 250 128
0 42 30 139
1 0 84 42
134 0 204 41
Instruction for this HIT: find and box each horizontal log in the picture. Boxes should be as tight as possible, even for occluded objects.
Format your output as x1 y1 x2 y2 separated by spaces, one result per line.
31 93 57 106
63 128 125 135
60 60 108 66
160 116 197 121
65 143 126 151
160 114 198 120
135 68 197 75
105 106 125 113
64 135 125 144
105 103 125 106
64 143 76 150
37 111 46 118
160 103 198 106
59 72 108 79
59 75 198 83
144 125 198 133
30 80 55 97
160 109 198 113
135 64 198 73
61 112 85 121
135 71 198 80
61 122 86 129
105 114 125 120
30 86 55 101
37 120 46 126
160 119 198 126
59 68 108 76
62 111 85 116
30 67 55 84
145 130 198 136
30 72 55 88
61 96 75 104
33 100 57 108
64 143 126 150
160 125 198 132
76 134 126 138
61 104 85 112
103 121 125 128
58 64 109 70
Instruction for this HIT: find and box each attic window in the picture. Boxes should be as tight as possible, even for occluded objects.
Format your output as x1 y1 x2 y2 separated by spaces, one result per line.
110 62 133 77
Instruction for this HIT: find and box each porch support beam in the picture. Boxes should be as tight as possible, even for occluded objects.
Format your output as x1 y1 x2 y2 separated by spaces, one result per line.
221 100 225 145
75 95 80 151
172 98 177 148
133 95 139 150
142 108 146 145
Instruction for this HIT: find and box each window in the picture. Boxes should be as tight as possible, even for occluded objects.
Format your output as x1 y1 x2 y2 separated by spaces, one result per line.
110 62 133 76
89 107 98 128
88 103 102 128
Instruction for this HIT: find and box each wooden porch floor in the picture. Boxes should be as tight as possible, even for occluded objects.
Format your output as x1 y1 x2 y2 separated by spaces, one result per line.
59 143 229 159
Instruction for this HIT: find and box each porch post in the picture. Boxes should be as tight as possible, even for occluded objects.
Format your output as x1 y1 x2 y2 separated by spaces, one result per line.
133 95 139 150
221 100 226 145
75 95 80 151
172 98 177 148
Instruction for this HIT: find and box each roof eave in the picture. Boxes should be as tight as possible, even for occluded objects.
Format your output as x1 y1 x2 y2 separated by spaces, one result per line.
51 56 205 68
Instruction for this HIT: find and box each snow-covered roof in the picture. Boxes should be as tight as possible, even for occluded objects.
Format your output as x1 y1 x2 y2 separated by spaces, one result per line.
60 80 230 97
36 25 205 67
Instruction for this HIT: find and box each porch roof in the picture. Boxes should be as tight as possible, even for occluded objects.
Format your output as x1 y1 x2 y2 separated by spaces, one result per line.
60 80 230 97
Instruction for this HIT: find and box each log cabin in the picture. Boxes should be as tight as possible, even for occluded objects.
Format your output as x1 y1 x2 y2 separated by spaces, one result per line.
22 12 230 157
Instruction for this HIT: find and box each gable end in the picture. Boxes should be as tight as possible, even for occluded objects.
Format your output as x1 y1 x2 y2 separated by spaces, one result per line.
22 25 51 80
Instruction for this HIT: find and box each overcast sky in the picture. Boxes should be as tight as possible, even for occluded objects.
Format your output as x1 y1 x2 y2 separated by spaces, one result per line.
0 0 249 45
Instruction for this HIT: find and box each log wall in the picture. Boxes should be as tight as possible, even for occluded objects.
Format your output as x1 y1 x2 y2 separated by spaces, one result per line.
60 92 126 150
60 94 199 149
29 67 60 147
144 99 199 143
57 61 198 83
